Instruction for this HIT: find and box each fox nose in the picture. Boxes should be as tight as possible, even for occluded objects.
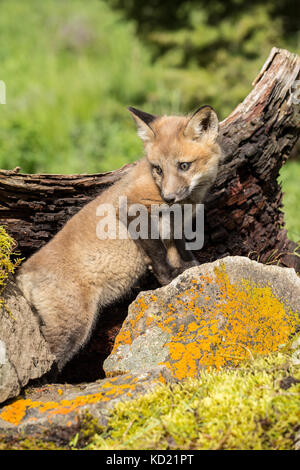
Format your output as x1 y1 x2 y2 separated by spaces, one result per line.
162 193 176 203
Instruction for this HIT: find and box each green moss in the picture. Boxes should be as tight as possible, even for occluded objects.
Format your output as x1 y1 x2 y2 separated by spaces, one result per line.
0 436 67 450
70 412 105 449
0 415 104 450
87 350 300 450
0 225 20 280
0 412 103 450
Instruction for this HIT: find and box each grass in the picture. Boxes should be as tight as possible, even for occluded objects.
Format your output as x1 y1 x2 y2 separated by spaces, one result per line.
85 350 300 450
279 161 300 243
0 0 158 174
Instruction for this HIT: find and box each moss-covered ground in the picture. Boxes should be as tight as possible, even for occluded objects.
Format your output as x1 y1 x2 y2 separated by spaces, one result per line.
86 351 299 450
1 348 298 450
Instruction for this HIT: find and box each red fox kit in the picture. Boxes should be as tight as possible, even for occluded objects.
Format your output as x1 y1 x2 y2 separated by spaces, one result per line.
129 105 220 205
16 106 221 370
128 105 221 267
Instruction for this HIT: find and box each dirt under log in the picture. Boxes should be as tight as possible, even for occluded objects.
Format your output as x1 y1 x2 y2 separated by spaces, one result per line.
0 47 299 383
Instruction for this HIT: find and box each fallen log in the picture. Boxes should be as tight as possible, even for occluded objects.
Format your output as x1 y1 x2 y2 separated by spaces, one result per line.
1 48 299 273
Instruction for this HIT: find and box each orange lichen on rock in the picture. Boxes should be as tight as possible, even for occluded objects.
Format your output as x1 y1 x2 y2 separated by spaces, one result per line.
0 398 30 426
159 267 298 379
0 370 170 427
0 393 102 426
0 378 140 426
110 295 153 355
109 265 299 381
111 329 132 354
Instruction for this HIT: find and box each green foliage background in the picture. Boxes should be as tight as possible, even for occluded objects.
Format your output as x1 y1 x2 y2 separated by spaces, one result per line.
0 0 299 238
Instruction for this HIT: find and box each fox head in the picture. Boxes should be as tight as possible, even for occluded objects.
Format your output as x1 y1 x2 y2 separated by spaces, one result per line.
128 106 222 204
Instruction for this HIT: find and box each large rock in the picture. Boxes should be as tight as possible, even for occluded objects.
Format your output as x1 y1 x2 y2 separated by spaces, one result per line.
0 280 55 404
104 256 300 380
0 365 174 438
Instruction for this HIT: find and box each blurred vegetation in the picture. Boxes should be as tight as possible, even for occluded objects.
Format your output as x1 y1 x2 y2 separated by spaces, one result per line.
0 0 298 236
0 0 159 173
0 0 299 174
110 0 300 118
279 162 300 243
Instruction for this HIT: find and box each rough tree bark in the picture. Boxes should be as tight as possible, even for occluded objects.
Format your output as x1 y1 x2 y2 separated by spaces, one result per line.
1 47 299 383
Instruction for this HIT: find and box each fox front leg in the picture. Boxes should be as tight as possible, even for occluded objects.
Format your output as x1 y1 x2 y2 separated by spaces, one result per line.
135 232 198 286
173 237 199 267
159 209 199 271
120 210 177 285
126 212 197 285
134 237 182 286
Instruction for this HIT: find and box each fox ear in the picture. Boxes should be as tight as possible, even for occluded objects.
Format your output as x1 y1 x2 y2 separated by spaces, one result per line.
128 106 156 143
184 105 219 142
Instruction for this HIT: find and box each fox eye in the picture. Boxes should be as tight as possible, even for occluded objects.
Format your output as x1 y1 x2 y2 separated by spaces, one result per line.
152 164 162 175
179 162 191 171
